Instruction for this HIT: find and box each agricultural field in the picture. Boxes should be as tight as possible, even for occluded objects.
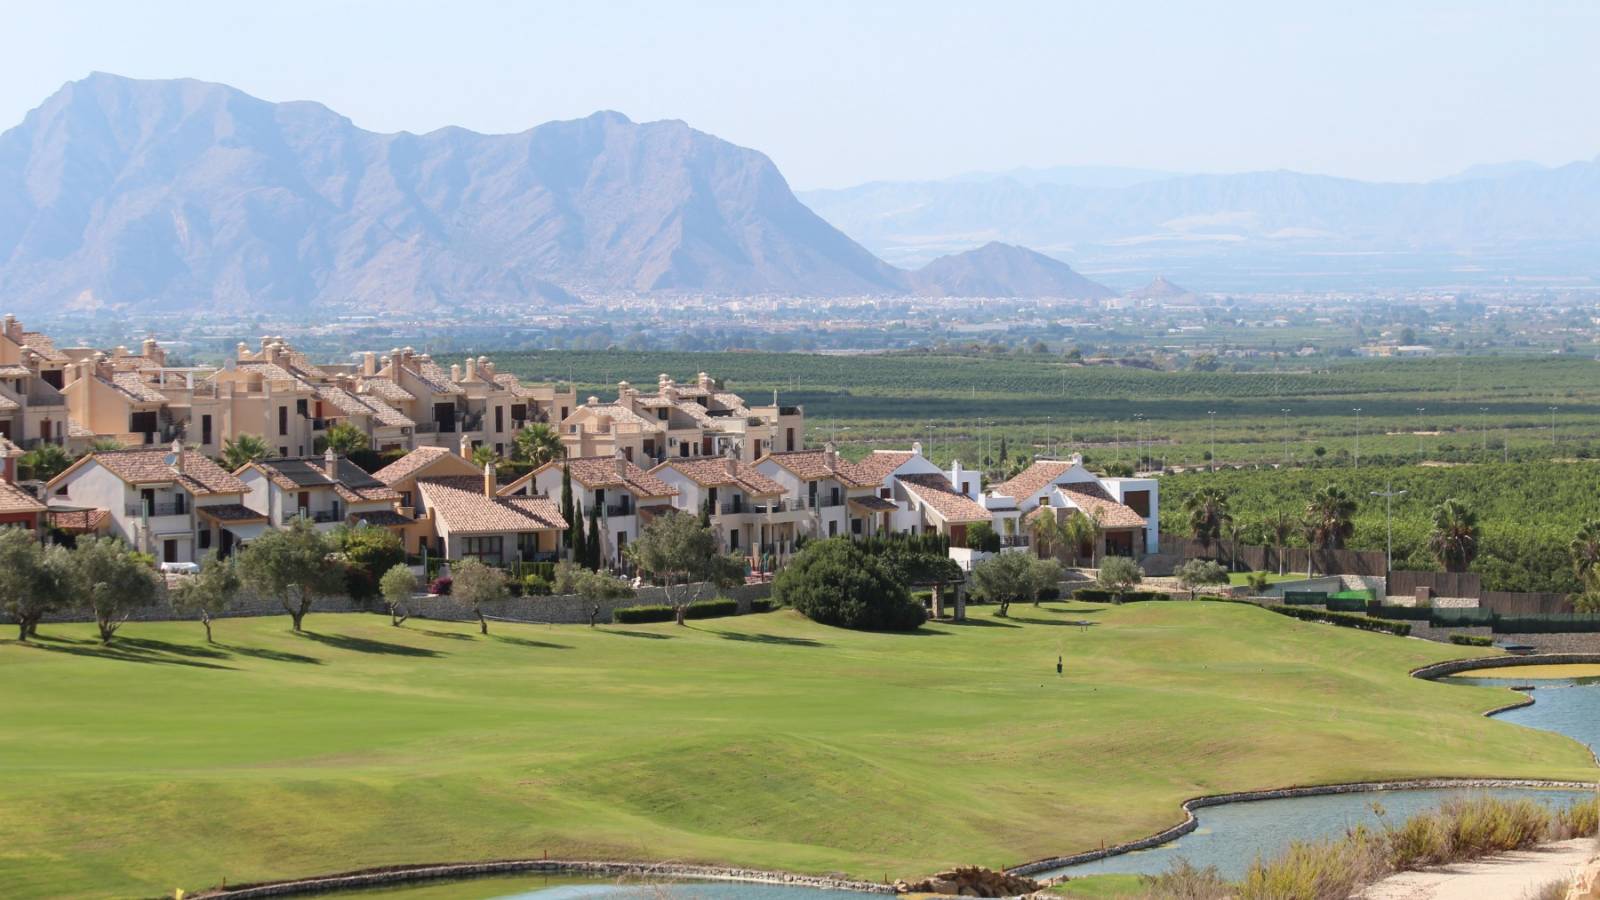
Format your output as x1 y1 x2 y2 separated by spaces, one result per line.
1 604 1589 899
498 351 1600 472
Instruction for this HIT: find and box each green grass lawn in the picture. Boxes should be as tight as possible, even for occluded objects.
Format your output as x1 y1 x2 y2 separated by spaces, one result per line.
1 602 1592 899
1226 571 1305 586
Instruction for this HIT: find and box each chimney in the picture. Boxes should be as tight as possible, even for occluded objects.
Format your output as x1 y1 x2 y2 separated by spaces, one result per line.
722 457 738 478
459 434 472 457
463 357 478 382
324 446 337 476
698 372 713 391
483 461 496 498
236 341 250 359
481 357 495 378
361 352 377 376
450 363 463 382
2 314 16 340
950 459 966 496
823 441 837 472
614 450 627 478
912 441 923 457
586 395 599 406
141 338 158 359
171 439 185 474
114 344 129 358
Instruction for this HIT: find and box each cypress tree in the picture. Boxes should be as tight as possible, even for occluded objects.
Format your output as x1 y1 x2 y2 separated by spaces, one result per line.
574 503 589 568
560 459 577 561
699 495 712 528
587 503 602 570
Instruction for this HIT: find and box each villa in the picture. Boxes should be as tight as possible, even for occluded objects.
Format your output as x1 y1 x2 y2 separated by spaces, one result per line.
234 450 405 533
503 453 678 569
560 372 803 465
985 455 1160 560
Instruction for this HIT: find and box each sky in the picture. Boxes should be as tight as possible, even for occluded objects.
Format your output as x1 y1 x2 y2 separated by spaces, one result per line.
3 1 1598 190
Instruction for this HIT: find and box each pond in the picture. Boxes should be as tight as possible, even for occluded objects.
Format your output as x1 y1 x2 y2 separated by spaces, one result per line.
321 873 883 899
1041 671 1600 881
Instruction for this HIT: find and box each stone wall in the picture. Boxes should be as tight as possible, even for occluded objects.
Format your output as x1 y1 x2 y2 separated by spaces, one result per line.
7 581 773 628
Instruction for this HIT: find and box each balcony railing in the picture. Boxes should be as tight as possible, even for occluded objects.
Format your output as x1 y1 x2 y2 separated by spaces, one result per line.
126 502 186 517
1000 535 1031 548
298 509 341 523
604 503 634 517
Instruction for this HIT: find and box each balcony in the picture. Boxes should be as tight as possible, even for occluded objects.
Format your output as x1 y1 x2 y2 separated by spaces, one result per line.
297 509 342 523
1000 535 1031 548
604 502 635 518
126 502 186 517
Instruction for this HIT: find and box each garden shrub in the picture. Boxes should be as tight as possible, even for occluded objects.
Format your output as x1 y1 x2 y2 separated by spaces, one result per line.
1324 596 1369 612
428 575 452 596
523 573 553 596
1037 585 1061 601
612 604 674 624
748 598 775 613
1072 588 1171 603
1365 602 1432 621
1283 591 1329 605
1449 634 1494 646
1268 604 1411 636
774 538 925 631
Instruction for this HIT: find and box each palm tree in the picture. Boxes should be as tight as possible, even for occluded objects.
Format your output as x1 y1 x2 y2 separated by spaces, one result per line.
219 434 271 470
1223 519 1246 572
469 444 500 470
513 422 565 466
1028 510 1067 562
89 437 126 452
1267 510 1296 576
1427 498 1478 573
1569 520 1600 590
19 444 73 481
321 421 370 456
1304 484 1356 576
1183 487 1232 560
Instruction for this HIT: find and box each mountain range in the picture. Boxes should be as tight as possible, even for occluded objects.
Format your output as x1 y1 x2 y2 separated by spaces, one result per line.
0 74 1120 312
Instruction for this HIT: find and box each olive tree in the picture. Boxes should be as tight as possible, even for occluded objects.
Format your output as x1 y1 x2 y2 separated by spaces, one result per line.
969 552 1061 617
67 536 162 644
626 510 744 624
0 528 69 641
451 557 508 634
236 518 344 632
169 552 242 642
1174 559 1229 600
1096 556 1145 603
378 563 417 626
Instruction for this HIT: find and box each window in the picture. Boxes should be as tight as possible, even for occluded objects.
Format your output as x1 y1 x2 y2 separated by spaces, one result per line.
278 406 288 435
279 446 288 457
296 399 309 417
511 404 527 422
495 406 504 432
828 520 838 537
879 487 891 499
1124 490 1151 517
786 428 795 451
198 529 211 550
851 517 862 535
728 530 740 550
201 414 213 445
462 535 503 565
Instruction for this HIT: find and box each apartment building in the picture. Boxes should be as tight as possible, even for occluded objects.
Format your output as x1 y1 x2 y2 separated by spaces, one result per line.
45 443 260 563
236 450 404 533
0 436 45 532
0 315 72 447
751 444 891 541
986 455 1160 559
505 453 678 569
650 455 801 560
561 373 803 465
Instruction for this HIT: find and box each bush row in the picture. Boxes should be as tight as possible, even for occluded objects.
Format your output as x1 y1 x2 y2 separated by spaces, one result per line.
1267 604 1412 636
1449 634 1495 646
611 597 769 624
1324 596 1369 612
1072 589 1173 603
1367 602 1600 633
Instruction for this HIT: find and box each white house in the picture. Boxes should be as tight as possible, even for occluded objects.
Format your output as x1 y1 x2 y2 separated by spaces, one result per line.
503 453 678 569
45 441 262 563
752 444 884 541
235 449 404 533
650 455 804 560
987 455 1160 559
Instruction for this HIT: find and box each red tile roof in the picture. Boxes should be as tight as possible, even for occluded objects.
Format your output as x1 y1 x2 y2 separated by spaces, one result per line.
540 456 676 498
65 449 247 496
897 472 991 525
418 476 566 535
0 480 44 514
652 457 784 496
845 450 915 485
760 450 872 487
1055 482 1147 529
373 446 475 487
993 460 1075 501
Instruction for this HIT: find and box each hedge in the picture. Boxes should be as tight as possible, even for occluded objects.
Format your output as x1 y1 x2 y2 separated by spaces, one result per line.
1492 613 1600 634
1324 596 1369 613
749 598 775 613
1283 591 1329 605
683 598 739 620
1428 608 1496 628
1365 601 1433 621
1267 604 1412 636
1450 634 1495 646
1073 589 1172 603
612 604 674 624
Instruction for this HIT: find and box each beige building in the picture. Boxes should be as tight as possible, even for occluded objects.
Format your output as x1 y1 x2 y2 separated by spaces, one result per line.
561 372 804 466
0 315 73 448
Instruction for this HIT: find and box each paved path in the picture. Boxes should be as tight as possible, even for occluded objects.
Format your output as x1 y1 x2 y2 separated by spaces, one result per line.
1358 839 1595 900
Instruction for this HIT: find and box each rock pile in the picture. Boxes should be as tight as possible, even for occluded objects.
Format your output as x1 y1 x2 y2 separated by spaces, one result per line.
894 866 1041 897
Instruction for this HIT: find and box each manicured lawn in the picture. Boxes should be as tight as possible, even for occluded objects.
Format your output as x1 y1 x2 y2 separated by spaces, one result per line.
1 602 1592 899
1226 571 1305 586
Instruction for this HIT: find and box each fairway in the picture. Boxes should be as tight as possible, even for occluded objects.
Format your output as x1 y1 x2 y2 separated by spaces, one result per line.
1 603 1593 899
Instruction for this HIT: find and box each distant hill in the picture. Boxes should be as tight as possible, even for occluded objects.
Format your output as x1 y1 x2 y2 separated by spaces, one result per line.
0 73 909 311
799 158 1600 288
911 242 1114 299
1126 276 1193 300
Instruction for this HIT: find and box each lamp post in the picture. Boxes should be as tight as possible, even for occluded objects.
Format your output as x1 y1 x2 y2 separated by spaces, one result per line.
1369 481 1408 572
1550 406 1558 446
1415 407 1425 459
1479 407 1488 453
1352 408 1362 469
1207 410 1216 471
1280 408 1290 468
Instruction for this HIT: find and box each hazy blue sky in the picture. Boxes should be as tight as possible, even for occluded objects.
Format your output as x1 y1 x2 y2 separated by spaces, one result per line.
4 1 1598 189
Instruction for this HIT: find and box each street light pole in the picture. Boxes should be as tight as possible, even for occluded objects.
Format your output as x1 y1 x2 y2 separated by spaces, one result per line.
1280 408 1290 468
1550 406 1558 446
1352 408 1362 469
1208 410 1216 471
1369 481 1408 572
1416 407 1425 460
1479 407 1488 453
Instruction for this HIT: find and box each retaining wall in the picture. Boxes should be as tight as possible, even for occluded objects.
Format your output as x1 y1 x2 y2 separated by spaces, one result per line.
1409 653 1600 681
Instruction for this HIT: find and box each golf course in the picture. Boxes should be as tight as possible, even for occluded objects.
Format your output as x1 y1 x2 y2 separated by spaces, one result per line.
1 601 1593 899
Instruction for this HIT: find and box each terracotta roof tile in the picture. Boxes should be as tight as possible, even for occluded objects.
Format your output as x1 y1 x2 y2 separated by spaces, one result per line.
897 472 991 525
48 508 109 533
994 460 1075 502
197 504 268 523
418 476 566 535
653 457 784 496
845 450 915 485
359 377 416 404
19 331 67 362
555 456 676 498
760 450 872 487
109 372 168 404
0 480 44 514
1056 482 1147 529
77 449 246 495
372 446 468 486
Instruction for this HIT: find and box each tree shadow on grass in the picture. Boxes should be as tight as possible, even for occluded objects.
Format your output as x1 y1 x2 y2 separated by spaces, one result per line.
601 629 674 640
1008 616 1099 628
29 640 236 670
217 644 323 664
947 615 1020 628
296 632 443 657
492 635 573 650
417 629 477 641
715 631 826 648
114 636 233 659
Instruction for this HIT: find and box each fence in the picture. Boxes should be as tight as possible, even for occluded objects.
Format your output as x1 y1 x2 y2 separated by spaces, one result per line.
1480 591 1573 616
1158 537 1387 577
1387 570 1482 599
